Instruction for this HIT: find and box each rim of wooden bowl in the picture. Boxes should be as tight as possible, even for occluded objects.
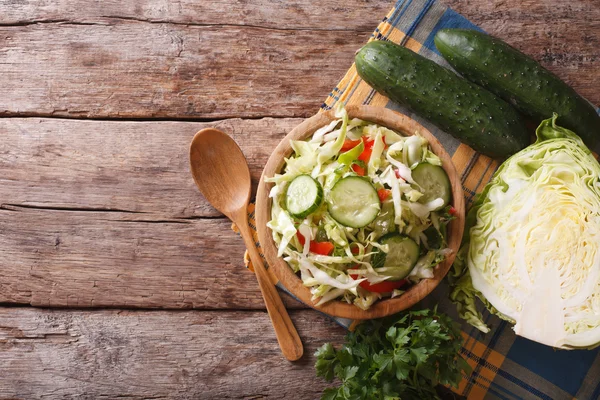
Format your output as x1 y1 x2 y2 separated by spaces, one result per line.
255 105 465 320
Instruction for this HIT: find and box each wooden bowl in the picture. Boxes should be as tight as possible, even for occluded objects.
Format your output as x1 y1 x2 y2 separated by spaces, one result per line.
255 105 465 320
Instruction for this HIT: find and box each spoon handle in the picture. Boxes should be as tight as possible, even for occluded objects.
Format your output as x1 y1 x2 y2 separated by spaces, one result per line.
236 216 304 361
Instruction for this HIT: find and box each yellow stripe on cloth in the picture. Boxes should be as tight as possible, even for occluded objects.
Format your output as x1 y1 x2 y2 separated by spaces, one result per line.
452 333 506 397
324 24 422 111
462 154 497 203
452 144 477 176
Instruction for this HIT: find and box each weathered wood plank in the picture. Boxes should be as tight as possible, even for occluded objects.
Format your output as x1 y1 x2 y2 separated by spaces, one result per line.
0 0 597 120
0 118 301 218
0 205 307 309
0 0 391 31
0 118 294 309
0 307 346 399
0 23 370 120
0 118 305 310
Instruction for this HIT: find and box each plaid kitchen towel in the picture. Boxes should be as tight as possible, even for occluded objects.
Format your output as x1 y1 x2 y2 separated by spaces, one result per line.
234 0 600 399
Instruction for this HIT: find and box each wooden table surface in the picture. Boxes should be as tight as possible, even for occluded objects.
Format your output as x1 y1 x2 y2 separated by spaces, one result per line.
0 0 598 398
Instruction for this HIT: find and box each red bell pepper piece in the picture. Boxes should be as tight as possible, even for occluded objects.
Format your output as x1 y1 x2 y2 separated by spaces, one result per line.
310 241 335 256
350 272 408 293
296 232 334 256
358 137 375 162
377 188 391 202
297 232 306 246
341 138 361 152
351 163 366 176
359 279 407 293
358 148 372 163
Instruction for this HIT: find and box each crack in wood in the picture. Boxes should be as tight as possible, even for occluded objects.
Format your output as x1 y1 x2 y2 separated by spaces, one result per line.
0 112 304 122
175 215 227 221
0 203 231 224
0 19 108 27
99 15 371 33
115 219 192 225
0 203 144 214
0 15 369 34
0 298 301 312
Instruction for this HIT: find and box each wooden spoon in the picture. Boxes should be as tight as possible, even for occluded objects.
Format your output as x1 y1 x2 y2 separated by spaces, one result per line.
189 128 303 361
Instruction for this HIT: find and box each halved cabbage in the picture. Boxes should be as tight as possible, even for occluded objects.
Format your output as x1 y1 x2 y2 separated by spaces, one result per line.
450 115 600 349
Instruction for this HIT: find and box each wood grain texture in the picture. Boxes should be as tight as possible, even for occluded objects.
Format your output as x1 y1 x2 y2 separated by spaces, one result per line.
0 204 308 309
0 0 391 31
256 106 465 320
0 22 370 120
0 0 596 120
0 117 301 218
0 307 346 399
0 117 298 310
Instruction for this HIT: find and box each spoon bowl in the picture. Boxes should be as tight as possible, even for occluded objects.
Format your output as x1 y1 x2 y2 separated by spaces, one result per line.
189 128 303 361
189 128 251 218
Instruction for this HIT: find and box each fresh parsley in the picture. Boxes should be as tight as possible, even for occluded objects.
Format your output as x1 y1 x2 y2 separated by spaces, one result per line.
315 307 471 400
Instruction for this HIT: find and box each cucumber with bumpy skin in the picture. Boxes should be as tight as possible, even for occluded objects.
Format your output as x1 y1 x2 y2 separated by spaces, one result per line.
434 29 600 150
354 40 529 159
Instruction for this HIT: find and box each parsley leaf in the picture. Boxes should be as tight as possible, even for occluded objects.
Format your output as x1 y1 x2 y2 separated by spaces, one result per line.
315 308 471 400
315 343 338 382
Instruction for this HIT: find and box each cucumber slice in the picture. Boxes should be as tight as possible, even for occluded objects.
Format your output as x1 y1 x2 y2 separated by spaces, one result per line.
285 175 323 218
372 234 420 280
327 176 380 228
412 163 451 208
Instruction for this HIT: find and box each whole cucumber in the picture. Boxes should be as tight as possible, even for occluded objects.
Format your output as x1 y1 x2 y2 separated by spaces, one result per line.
434 29 600 149
355 40 529 158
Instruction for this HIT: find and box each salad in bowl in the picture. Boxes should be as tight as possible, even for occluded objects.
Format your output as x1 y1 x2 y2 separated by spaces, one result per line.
263 106 459 312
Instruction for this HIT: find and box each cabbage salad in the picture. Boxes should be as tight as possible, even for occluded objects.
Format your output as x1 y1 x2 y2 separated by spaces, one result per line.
266 106 455 310
450 115 600 349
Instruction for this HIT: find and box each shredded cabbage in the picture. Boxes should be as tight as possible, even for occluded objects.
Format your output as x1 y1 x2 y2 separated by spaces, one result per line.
367 132 385 176
267 200 297 257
